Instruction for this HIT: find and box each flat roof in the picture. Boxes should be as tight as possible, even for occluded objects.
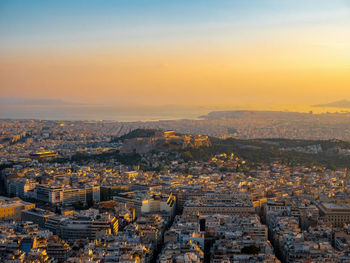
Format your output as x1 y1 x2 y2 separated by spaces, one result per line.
321 202 350 210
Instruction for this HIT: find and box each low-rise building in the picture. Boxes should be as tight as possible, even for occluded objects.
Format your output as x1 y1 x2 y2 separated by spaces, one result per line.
0 196 35 221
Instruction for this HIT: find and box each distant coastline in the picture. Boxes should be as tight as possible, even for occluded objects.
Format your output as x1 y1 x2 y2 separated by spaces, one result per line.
312 99 350 108
1 98 350 121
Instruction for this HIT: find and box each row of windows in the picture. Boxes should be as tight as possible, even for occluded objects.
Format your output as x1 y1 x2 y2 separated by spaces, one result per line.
327 215 350 220
0 208 15 212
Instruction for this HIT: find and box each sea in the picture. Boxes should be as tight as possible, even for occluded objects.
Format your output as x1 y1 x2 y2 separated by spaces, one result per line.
0 105 210 121
0 104 348 122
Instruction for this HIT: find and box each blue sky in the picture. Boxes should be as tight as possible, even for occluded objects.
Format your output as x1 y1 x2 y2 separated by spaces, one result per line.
1 0 349 52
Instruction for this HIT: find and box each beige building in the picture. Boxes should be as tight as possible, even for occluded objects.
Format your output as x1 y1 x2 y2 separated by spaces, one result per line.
141 194 176 216
318 202 350 227
183 193 255 216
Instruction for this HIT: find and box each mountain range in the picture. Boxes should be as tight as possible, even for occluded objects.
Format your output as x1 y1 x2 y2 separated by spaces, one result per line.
312 100 350 108
0 97 76 106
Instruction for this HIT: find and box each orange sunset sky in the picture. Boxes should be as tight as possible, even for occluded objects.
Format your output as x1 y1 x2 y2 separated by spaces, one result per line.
1 0 350 107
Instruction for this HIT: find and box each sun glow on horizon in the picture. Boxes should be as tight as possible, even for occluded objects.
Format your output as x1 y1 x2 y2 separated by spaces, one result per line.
1 0 350 107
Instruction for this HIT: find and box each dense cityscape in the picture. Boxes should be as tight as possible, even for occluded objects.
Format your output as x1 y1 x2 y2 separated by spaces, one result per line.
1 118 350 262
2 0 350 262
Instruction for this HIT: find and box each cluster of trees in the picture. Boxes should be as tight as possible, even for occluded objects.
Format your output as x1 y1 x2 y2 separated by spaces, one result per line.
52 150 141 166
51 129 350 170
111 128 159 142
181 137 350 170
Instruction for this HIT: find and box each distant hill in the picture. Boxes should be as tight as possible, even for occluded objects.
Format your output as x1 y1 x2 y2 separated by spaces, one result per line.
115 129 350 169
112 129 159 142
199 110 304 120
183 137 350 169
0 97 76 106
312 100 350 108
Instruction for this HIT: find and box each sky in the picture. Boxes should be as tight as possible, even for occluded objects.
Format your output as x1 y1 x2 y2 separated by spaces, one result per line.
0 0 350 107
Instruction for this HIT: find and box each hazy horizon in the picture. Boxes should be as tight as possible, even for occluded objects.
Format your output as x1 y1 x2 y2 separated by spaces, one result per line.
2 97 350 121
